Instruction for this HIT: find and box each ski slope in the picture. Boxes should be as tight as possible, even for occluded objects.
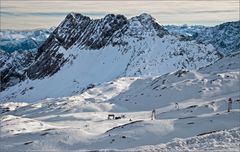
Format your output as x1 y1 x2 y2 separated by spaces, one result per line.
0 52 239 151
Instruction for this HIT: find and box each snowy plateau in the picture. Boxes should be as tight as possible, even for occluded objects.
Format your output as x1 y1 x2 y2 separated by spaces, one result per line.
0 13 240 152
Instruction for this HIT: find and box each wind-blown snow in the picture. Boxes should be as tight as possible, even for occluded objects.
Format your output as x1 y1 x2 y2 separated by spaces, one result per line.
127 127 240 152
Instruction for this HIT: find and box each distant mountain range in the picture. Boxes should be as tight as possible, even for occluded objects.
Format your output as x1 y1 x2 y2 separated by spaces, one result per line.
1 20 239 54
0 29 53 53
166 21 240 54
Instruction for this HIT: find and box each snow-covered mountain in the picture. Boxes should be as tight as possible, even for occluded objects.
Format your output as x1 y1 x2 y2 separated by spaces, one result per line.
0 13 221 102
1 16 239 96
0 50 239 151
165 21 240 55
0 29 54 91
195 21 240 55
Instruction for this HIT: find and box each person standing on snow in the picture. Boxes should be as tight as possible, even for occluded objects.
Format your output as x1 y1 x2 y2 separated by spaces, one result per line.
175 102 179 110
151 109 156 120
228 98 233 112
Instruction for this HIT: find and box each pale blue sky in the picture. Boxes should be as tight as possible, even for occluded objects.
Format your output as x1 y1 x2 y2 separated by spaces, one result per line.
1 0 239 30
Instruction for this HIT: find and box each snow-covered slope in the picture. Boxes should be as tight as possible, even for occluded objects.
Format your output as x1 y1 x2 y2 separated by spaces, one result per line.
0 52 239 151
127 127 240 152
0 13 221 102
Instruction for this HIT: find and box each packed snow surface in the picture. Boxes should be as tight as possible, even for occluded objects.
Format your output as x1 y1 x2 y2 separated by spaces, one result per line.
0 52 239 151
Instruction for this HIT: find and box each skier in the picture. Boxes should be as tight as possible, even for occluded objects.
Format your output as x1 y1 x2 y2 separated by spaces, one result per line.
151 109 156 120
227 98 232 112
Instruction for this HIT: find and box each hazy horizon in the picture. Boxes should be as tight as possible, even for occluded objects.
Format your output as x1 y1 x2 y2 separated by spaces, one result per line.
1 0 239 30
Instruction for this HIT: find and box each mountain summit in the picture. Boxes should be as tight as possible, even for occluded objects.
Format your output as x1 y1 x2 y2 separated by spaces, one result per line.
26 13 170 80
0 13 222 101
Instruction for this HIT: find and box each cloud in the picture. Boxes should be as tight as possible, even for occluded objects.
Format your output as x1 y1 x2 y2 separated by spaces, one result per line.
1 0 239 29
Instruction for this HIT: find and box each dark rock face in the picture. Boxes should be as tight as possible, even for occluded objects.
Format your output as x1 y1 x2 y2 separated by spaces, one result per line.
76 14 128 49
26 36 67 79
26 13 92 79
109 13 169 48
54 13 91 49
0 50 35 91
26 13 129 79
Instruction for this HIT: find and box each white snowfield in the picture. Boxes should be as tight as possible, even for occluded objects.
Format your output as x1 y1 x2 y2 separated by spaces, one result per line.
126 127 240 152
0 52 239 151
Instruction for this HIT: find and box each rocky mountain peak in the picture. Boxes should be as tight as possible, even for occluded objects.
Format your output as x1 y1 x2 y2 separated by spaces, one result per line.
135 13 154 23
1 13 225 92
128 13 169 37
74 13 128 49
25 13 129 80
